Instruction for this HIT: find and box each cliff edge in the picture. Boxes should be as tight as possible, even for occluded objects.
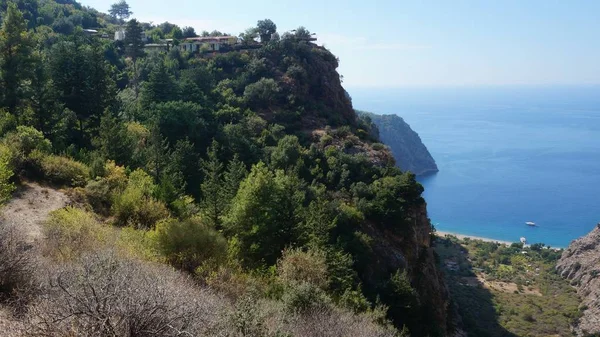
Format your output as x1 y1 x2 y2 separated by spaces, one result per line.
359 112 438 176
556 224 600 336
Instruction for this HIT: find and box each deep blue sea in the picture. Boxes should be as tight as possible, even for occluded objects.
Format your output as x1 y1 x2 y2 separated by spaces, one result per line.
350 86 600 248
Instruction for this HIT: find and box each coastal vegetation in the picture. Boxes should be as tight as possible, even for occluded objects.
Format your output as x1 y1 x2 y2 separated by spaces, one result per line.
436 235 582 337
0 0 448 335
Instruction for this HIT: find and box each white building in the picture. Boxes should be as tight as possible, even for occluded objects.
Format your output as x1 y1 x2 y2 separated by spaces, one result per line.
178 36 238 53
114 28 147 42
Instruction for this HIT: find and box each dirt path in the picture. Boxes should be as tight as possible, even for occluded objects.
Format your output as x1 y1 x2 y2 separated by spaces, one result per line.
0 182 69 243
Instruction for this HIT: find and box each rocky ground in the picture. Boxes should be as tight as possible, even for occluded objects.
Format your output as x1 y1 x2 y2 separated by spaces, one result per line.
556 224 600 336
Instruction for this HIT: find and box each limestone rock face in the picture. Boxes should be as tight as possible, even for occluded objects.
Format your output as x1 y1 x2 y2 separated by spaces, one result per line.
556 224 600 336
361 112 439 176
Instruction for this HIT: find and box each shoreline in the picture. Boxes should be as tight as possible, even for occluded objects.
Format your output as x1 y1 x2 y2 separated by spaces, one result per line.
436 231 514 246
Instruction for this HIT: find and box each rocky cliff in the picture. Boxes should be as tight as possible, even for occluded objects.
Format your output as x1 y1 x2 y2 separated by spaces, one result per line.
359 112 439 175
556 224 600 336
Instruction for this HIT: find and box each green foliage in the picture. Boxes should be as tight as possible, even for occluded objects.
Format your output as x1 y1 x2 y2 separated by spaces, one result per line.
3 125 51 156
0 5 435 333
0 2 34 116
224 162 304 267
109 0 132 21
44 207 108 261
244 78 280 108
199 140 226 228
282 281 331 313
38 154 90 187
256 19 277 43
112 169 169 228
153 218 227 273
0 144 15 203
84 160 127 213
436 236 582 337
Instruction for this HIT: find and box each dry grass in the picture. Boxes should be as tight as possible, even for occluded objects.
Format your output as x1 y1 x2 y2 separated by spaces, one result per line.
25 251 226 337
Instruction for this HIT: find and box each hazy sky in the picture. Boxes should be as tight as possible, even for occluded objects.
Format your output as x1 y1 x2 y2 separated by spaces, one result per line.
81 0 600 88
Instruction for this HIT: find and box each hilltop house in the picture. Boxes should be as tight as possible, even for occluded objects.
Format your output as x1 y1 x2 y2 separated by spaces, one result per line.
177 36 238 53
114 28 148 42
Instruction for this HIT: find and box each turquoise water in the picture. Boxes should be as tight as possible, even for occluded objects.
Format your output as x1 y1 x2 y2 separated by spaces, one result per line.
350 86 600 248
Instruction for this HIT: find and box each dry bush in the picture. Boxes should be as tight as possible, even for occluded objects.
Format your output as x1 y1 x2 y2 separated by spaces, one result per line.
218 295 400 337
0 223 36 308
25 251 226 337
280 306 400 337
277 248 328 289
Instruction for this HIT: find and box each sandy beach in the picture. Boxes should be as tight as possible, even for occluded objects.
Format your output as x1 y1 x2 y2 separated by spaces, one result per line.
436 231 514 245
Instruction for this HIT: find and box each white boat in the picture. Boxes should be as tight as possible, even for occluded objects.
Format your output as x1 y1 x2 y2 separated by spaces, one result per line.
526 221 536 227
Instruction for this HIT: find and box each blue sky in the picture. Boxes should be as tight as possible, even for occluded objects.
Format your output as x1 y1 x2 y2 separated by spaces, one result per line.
82 0 600 88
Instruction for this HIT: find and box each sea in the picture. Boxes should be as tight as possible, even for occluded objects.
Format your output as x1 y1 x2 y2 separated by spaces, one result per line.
350 86 600 248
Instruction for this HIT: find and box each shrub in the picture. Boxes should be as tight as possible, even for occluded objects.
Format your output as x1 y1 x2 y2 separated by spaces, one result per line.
372 143 385 151
38 154 90 187
0 224 35 304
1 126 51 173
0 145 15 204
281 306 400 337
26 252 224 336
2 126 51 157
282 282 331 313
44 207 109 261
153 218 228 273
0 109 16 136
85 160 128 213
277 248 328 289
244 78 280 107
112 169 169 228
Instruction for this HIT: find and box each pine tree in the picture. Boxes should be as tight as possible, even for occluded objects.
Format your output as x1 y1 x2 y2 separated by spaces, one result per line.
142 61 177 105
145 123 170 182
48 36 115 143
109 0 132 22
200 140 226 228
28 51 63 140
223 154 248 202
0 2 34 117
124 19 144 97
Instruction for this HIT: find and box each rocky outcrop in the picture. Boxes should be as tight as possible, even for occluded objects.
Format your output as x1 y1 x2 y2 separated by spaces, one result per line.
556 224 600 336
364 204 453 336
359 112 438 175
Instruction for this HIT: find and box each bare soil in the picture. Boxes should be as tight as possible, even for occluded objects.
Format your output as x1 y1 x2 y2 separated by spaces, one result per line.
0 181 69 243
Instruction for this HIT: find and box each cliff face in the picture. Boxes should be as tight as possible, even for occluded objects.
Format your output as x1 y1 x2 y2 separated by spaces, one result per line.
361 112 438 176
364 204 452 336
556 224 600 336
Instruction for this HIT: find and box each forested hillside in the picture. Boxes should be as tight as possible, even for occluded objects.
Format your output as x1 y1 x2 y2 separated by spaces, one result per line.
0 1 452 335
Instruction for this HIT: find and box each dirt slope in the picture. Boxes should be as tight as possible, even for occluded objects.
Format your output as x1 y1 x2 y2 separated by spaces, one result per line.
0 182 69 243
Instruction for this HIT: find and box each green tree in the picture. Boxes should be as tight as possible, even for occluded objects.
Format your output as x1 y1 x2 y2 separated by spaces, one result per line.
243 78 280 108
182 26 197 38
256 19 277 43
49 37 115 143
141 61 178 105
108 0 132 22
94 111 133 166
271 135 302 170
224 162 304 267
0 2 34 116
124 19 144 97
223 154 247 202
27 51 64 142
200 141 225 228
